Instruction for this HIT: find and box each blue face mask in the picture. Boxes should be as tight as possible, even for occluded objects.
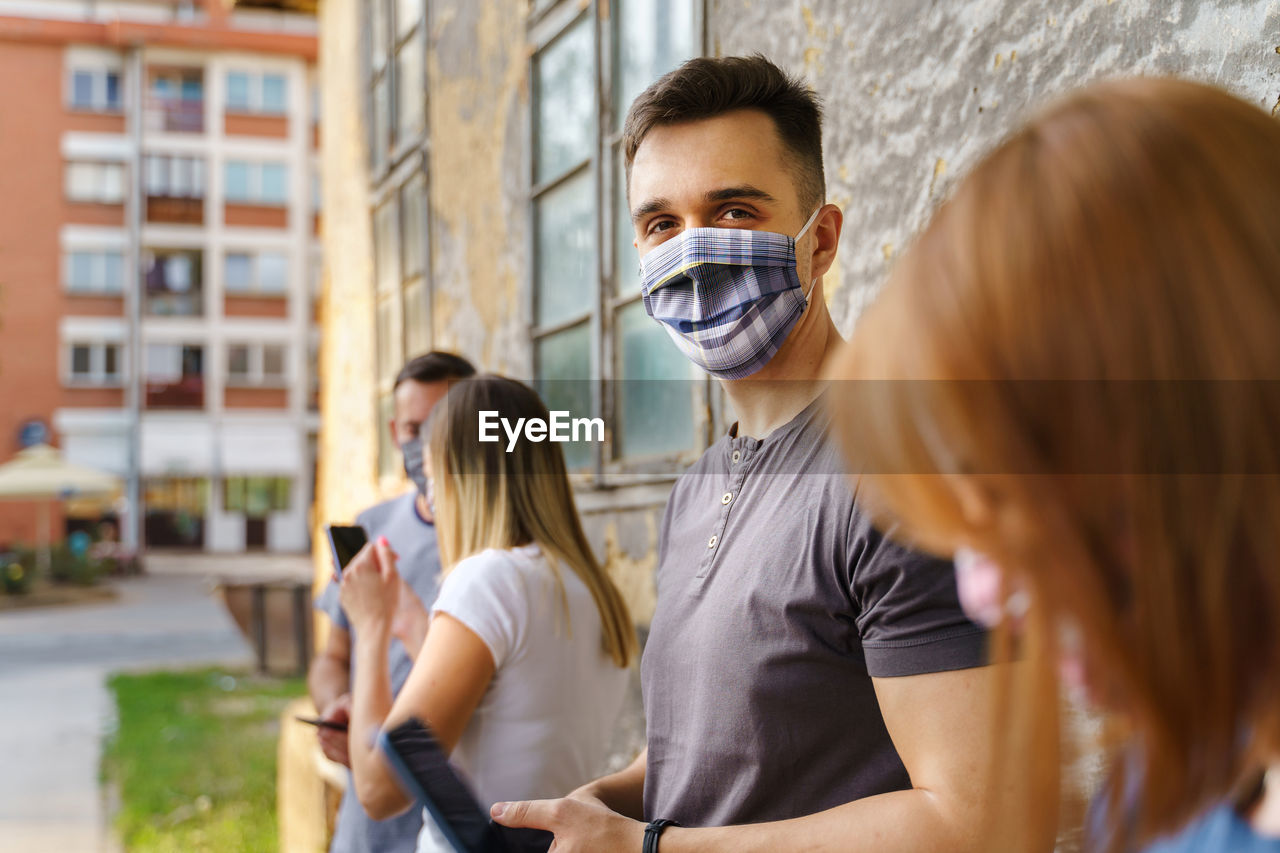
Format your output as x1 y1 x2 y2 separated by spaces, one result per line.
400 436 429 501
638 208 821 379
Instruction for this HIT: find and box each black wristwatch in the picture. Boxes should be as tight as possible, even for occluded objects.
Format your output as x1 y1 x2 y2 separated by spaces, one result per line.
643 818 680 853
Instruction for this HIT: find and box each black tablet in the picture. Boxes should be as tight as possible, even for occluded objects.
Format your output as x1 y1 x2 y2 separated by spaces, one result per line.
378 717 552 853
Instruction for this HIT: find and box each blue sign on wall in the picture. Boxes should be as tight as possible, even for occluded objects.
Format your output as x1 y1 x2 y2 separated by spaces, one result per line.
17 419 49 449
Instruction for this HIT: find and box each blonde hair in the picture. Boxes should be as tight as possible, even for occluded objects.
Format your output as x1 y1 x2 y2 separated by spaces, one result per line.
427 374 636 669
828 78 1280 849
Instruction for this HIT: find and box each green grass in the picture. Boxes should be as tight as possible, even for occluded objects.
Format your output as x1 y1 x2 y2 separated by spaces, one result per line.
103 668 306 852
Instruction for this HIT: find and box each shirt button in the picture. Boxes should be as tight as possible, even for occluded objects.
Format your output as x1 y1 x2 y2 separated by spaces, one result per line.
707 534 718 549
721 492 732 505
731 450 741 464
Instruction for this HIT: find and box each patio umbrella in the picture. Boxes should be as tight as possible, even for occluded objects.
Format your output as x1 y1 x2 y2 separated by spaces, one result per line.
0 444 122 573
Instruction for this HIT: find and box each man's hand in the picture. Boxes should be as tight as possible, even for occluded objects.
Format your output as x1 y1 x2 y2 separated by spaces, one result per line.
491 797 645 853
317 693 352 767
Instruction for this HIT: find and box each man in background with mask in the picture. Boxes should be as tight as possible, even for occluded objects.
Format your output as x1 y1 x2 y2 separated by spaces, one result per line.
309 350 475 853
494 57 1017 852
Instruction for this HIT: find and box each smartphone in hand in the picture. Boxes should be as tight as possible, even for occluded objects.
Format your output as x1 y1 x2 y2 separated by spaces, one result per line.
325 524 369 578
296 715 350 732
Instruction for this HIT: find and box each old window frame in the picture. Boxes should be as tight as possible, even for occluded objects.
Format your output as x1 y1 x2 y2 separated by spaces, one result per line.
527 0 711 485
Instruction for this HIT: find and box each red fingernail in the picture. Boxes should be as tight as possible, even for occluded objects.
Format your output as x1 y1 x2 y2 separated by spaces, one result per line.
378 536 389 547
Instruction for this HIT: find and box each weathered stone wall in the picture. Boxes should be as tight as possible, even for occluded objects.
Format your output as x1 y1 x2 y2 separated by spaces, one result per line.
709 0 1280 331
426 0 531 373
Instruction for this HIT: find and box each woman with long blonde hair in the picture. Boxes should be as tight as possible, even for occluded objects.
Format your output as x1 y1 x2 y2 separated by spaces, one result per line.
338 374 636 852
827 77 1280 851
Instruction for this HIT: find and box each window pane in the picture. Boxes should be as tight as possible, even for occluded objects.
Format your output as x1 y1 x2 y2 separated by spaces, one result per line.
371 76 389 173
403 278 429 356
613 0 696 131
374 199 399 293
535 16 593 183
71 345 93 376
145 343 183 381
535 324 593 470
400 173 427 279
105 72 120 110
226 71 251 111
227 344 250 376
146 155 166 195
224 161 250 202
180 76 203 102
261 164 287 205
395 34 424 143
369 0 388 71
535 170 594 327
615 300 696 458
262 74 287 114
68 252 94 290
376 294 403 386
262 345 285 380
104 345 120 379
72 70 95 108
102 164 124 203
614 149 639 296
258 252 288 292
66 163 94 201
396 0 421 38
224 253 253 291
104 252 124 292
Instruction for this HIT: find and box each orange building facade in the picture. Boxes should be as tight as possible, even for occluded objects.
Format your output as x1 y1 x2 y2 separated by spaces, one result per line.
0 0 319 552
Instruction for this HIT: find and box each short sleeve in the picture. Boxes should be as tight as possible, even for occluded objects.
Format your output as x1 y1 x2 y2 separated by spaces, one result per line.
430 551 524 670
315 577 350 632
849 517 987 678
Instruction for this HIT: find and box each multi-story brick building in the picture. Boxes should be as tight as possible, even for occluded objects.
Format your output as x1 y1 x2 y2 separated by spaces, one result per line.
0 0 318 553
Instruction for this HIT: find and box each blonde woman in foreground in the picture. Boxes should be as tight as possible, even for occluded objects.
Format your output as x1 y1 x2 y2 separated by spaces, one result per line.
338 374 635 853
828 77 1280 852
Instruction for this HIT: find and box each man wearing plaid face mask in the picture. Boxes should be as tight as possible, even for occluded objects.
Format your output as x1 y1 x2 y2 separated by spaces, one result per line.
493 56 1017 853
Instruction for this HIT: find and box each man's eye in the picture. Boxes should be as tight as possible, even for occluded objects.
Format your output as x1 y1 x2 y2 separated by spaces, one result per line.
722 208 754 221
648 219 677 235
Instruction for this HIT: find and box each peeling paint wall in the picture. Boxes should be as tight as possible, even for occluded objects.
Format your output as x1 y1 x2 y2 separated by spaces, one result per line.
426 0 531 373
710 0 1280 331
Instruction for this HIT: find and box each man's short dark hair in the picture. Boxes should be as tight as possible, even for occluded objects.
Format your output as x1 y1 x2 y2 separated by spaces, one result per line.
622 54 825 212
393 351 476 390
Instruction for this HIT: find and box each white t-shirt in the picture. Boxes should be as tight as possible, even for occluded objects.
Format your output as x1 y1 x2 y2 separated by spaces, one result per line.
416 543 629 853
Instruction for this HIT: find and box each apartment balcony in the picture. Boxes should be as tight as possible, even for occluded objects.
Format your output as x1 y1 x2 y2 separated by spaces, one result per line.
145 376 205 410
146 195 204 225
146 97 204 134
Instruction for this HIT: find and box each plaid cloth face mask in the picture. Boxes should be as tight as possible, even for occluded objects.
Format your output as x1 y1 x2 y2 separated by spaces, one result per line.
638 207 821 379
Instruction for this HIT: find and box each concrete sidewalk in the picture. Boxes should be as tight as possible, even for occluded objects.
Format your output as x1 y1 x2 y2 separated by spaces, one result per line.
0 555 284 853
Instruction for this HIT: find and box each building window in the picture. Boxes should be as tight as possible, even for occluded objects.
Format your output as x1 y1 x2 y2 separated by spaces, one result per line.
366 0 426 175
65 161 126 204
226 342 288 387
148 68 204 133
224 250 289 295
144 343 204 409
65 341 123 386
144 249 204 316
530 0 699 471
65 250 124 294
144 153 206 224
224 161 289 206
69 68 122 112
223 476 291 515
225 70 289 114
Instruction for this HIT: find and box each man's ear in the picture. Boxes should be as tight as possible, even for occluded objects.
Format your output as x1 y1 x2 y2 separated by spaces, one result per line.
807 203 844 282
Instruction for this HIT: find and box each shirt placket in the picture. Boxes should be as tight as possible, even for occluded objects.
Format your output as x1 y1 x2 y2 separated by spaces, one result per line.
695 440 756 581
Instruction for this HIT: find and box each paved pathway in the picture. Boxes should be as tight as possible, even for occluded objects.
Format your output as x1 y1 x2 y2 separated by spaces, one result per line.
0 553 307 852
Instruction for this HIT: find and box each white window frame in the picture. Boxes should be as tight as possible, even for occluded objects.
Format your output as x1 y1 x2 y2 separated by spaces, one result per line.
64 340 124 387
225 342 289 387
223 160 289 206
64 249 125 294
65 161 126 204
67 67 122 113
225 70 289 115
144 153 206 199
223 249 289 295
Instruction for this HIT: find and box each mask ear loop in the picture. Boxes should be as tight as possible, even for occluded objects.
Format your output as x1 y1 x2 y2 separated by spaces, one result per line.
795 206 824 302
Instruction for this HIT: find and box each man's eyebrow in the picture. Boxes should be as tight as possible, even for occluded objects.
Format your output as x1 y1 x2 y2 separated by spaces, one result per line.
704 185 778 204
631 197 673 223
631 186 779 223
